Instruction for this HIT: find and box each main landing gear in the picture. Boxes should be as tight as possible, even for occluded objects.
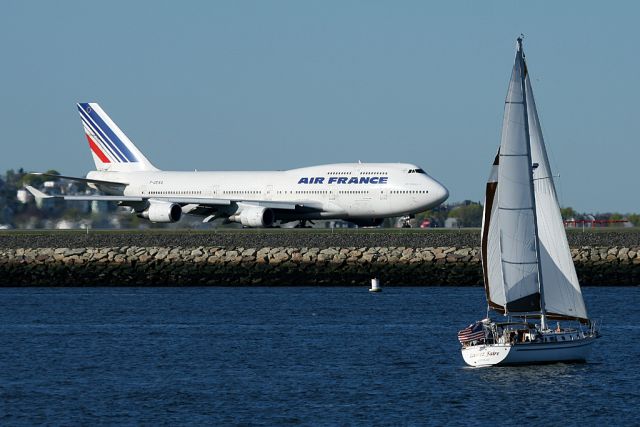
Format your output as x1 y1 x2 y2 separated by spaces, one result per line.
294 220 314 228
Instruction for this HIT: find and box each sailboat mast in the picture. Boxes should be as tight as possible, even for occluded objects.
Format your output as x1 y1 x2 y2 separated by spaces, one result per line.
517 37 548 330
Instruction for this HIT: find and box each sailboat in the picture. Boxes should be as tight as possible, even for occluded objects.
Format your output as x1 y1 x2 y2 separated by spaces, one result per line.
459 37 599 367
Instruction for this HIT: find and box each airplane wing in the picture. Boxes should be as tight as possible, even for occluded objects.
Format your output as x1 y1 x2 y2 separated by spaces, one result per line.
236 200 324 211
25 186 323 211
26 186 143 202
28 172 128 188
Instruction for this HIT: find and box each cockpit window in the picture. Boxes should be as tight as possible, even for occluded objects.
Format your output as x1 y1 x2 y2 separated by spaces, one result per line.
408 168 426 174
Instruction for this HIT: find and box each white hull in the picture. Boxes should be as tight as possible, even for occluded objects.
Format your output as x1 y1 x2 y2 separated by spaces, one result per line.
461 336 596 367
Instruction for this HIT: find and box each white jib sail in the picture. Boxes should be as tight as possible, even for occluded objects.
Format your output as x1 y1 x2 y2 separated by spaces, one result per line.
525 75 588 321
496 44 541 313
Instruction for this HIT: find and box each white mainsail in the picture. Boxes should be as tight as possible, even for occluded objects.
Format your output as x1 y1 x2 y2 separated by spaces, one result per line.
494 40 541 313
481 38 587 322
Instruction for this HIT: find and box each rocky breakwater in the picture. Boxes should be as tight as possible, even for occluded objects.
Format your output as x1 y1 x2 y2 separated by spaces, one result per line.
0 244 638 286
572 246 640 285
0 246 482 286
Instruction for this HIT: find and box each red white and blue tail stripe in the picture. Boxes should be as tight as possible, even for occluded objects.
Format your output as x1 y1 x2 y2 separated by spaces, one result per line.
78 103 158 171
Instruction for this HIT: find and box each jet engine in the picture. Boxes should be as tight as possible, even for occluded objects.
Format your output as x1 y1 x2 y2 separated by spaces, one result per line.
229 206 275 227
139 201 182 223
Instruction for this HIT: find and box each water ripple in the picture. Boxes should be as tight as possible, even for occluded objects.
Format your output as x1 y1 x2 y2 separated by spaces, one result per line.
0 286 637 425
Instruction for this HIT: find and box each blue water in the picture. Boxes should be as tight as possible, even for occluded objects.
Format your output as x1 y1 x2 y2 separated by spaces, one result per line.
0 287 638 425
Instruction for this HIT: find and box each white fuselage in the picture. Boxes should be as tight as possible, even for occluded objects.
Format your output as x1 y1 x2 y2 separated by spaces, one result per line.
87 162 449 222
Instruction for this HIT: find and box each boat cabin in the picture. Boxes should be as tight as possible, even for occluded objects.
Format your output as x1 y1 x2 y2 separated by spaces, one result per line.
485 321 584 346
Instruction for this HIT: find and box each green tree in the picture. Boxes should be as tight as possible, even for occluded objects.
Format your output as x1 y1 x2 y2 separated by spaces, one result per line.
627 214 640 226
21 169 60 187
4 169 25 189
560 207 576 220
448 203 483 227
609 213 623 221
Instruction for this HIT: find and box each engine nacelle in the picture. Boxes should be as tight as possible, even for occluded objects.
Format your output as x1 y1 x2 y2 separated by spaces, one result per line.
139 201 182 223
229 206 275 227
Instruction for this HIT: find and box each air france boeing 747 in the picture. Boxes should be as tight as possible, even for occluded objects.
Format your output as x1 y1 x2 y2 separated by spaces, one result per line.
27 103 449 227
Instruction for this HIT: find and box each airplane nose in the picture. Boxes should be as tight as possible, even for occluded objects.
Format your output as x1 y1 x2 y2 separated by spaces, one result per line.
429 180 449 207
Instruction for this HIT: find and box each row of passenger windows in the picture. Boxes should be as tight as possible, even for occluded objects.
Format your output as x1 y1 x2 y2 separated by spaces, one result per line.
224 190 261 194
327 171 389 175
150 190 202 195
294 190 372 194
390 190 428 194
150 189 425 196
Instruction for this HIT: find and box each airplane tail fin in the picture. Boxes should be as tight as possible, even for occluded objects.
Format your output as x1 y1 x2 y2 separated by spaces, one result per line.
77 102 159 172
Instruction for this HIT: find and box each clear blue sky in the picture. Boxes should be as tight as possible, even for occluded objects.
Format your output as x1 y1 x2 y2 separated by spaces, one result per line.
1 1 638 213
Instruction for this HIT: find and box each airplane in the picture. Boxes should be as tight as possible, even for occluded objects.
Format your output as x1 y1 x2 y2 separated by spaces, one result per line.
26 103 449 227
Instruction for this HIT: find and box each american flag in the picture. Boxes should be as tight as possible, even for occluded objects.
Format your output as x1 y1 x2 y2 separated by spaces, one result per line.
458 321 485 344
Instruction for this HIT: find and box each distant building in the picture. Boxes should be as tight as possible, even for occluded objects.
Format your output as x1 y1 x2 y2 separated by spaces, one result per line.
55 219 76 229
445 217 459 228
16 189 32 204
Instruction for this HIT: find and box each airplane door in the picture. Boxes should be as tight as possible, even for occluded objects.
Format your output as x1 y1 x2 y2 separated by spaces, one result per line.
139 185 147 196
329 189 336 200
380 189 387 200
213 185 220 197
265 185 273 200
